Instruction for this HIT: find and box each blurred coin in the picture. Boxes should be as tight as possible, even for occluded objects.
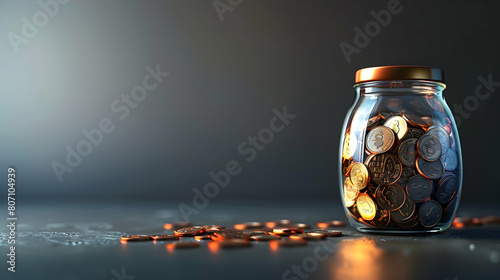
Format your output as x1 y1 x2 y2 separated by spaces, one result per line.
290 233 326 240
366 154 402 185
452 216 475 228
416 157 444 180
391 197 416 222
356 193 377 220
406 175 433 202
398 138 418 167
250 235 281 241
349 162 369 190
201 225 224 231
375 185 406 211
366 126 395 154
426 126 450 155
293 223 311 229
233 222 263 230
194 235 213 240
316 221 345 228
150 234 180 241
418 200 442 228
120 235 152 242
271 239 307 247
417 134 442 162
309 229 343 237
425 97 444 113
480 215 500 225
397 166 417 187
265 220 293 228
436 175 458 204
163 222 190 230
167 241 201 249
212 230 251 241
273 227 304 235
217 239 251 248
174 226 205 237
384 116 408 140
239 230 269 236
342 133 357 160
440 150 458 171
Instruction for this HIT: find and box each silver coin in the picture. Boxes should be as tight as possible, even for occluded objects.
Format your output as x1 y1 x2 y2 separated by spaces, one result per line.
440 149 458 171
417 134 442 162
426 126 450 155
418 200 442 228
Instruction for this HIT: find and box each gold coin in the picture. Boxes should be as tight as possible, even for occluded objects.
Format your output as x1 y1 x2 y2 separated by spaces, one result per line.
342 133 357 159
343 177 358 207
366 126 395 154
383 116 408 140
356 193 377 221
349 162 368 190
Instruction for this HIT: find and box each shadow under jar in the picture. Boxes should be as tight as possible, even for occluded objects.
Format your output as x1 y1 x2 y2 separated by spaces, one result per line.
339 66 462 234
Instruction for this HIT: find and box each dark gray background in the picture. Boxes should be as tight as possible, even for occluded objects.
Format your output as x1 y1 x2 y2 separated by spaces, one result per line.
1 0 498 203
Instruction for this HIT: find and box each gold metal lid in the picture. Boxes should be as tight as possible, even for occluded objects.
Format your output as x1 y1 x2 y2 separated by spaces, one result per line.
355 65 445 84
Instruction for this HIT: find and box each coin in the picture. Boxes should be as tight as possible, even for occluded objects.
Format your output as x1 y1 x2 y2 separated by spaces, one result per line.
212 230 251 241
416 157 444 180
405 128 425 139
194 235 213 240
384 116 408 140
418 200 443 228
317 221 346 228
309 229 343 237
417 134 442 161
239 230 270 236
289 233 326 240
293 223 311 229
436 175 458 204
201 225 224 231
342 133 357 159
233 222 263 230
250 235 281 241
375 185 406 211
440 149 458 171
394 216 420 228
398 138 417 167
420 116 434 128
406 175 433 202
397 166 417 187
265 220 293 228
174 226 205 237
480 215 500 225
378 111 393 120
425 97 444 113
217 239 251 248
366 126 395 154
120 235 152 242
426 126 450 155
390 197 416 222
371 208 391 227
163 222 190 230
273 227 304 235
367 115 382 127
356 193 377 220
403 113 428 128
150 234 180 241
342 159 354 176
344 177 358 201
349 162 369 190
366 154 402 185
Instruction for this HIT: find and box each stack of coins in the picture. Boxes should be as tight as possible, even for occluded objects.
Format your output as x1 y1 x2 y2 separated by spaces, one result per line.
342 112 460 229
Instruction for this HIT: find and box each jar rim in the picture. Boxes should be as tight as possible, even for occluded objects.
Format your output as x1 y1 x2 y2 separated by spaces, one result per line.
355 65 445 85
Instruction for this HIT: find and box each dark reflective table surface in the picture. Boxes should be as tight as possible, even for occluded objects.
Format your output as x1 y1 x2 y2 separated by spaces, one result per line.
1 199 499 280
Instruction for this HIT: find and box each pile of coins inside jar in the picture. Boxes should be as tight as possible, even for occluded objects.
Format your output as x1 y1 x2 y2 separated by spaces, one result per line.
342 111 460 229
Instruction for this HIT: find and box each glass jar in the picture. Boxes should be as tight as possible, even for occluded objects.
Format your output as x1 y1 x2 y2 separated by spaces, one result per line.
339 66 462 234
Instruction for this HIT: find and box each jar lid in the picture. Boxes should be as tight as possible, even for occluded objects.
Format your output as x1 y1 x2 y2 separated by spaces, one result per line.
355 65 445 84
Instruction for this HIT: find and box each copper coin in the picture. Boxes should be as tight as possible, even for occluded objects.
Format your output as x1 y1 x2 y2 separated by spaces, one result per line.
436 175 458 204
417 134 442 162
440 150 458 171
367 115 382 127
366 154 403 185
397 166 417 187
398 138 418 167
194 235 213 240
375 185 406 211
120 235 152 242
289 233 326 240
239 230 269 236
233 222 263 230
418 200 443 228
273 227 304 235
342 159 354 176
201 225 224 231
384 116 408 140
349 162 369 190
406 175 433 202
212 230 251 240
150 234 180 241
480 215 500 225
405 128 425 139
426 126 450 155
250 235 281 241
163 222 190 230
309 229 343 237
293 223 311 229
366 126 395 154
174 226 205 237
371 208 391 228
265 220 293 228
344 177 359 202
378 111 394 120
416 157 444 180
356 193 377 220
316 221 346 228
403 113 428 128
391 197 416 222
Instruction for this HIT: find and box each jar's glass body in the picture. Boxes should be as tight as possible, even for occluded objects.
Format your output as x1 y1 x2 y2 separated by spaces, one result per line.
339 80 462 234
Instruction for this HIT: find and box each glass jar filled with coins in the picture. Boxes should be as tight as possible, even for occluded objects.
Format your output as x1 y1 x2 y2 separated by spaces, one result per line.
339 66 462 234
